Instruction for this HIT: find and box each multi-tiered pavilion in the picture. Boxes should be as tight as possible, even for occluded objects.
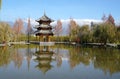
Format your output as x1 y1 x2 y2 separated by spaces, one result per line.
34 13 54 42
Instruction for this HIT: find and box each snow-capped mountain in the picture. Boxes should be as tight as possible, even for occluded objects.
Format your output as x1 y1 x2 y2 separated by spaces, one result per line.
8 18 102 35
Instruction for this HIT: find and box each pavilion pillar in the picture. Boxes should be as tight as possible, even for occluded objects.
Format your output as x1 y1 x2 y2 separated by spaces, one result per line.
36 35 37 41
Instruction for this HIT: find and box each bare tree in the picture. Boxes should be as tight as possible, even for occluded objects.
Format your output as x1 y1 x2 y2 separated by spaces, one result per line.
102 14 107 22
54 20 62 42
26 18 33 42
68 19 78 42
69 19 77 31
13 18 23 41
102 14 115 26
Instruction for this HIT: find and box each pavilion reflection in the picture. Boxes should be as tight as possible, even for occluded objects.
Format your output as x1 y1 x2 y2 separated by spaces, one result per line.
34 46 54 74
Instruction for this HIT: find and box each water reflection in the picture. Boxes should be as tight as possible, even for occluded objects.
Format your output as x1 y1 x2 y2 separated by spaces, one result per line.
0 45 120 79
34 46 54 74
26 45 33 70
52 45 120 75
93 48 120 75
0 47 12 67
69 46 91 69
69 46 120 75
0 45 33 70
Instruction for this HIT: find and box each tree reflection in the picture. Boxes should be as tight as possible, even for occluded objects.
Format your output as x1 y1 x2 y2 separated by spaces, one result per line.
68 47 91 69
93 48 120 75
0 46 24 69
54 45 63 67
12 46 23 69
68 46 120 75
0 47 12 67
26 45 32 71
55 45 120 75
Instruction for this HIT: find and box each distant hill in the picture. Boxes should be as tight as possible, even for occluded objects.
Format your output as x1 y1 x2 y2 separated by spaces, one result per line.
51 19 102 35
7 21 14 27
7 18 102 35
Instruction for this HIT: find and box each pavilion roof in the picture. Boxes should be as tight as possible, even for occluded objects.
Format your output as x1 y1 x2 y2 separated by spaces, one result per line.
36 13 54 22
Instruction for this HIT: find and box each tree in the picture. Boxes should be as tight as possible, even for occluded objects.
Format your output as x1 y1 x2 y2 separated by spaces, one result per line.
0 22 14 43
102 14 107 22
54 20 62 36
13 18 24 41
68 19 79 42
54 20 62 42
0 0 1 10
78 25 92 43
93 23 116 44
26 18 33 42
116 26 120 43
93 14 116 44
107 14 115 26
69 19 77 34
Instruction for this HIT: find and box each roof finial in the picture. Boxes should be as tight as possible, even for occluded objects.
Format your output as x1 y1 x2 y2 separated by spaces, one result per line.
44 10 46 16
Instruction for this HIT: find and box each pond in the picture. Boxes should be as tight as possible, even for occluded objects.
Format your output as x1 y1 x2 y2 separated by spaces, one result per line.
0 44 120 79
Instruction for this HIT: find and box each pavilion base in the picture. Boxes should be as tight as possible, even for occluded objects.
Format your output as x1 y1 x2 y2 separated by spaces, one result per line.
30 41 55 46
39 42 55 46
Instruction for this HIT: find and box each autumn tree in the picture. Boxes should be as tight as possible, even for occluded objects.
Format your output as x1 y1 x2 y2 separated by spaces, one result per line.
26 18 33 42
102 14 115 26
54 20 62 42
13 18 24 41
107 14 115 26
68 19 79 42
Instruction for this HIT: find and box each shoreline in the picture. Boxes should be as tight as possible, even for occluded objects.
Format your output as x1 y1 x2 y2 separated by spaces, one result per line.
0 41 120 49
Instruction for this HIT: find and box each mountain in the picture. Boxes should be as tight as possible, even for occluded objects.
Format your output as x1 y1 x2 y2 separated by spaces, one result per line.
7 18 102 35
50 19 102 35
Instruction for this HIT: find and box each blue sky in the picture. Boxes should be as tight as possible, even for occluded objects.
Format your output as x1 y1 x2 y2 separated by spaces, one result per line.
0 0 120 22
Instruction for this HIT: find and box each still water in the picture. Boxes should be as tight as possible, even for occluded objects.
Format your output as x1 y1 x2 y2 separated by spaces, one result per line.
0 44 120 79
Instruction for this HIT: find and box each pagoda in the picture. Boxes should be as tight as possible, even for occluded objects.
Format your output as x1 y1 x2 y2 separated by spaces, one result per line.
34 13 54 42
